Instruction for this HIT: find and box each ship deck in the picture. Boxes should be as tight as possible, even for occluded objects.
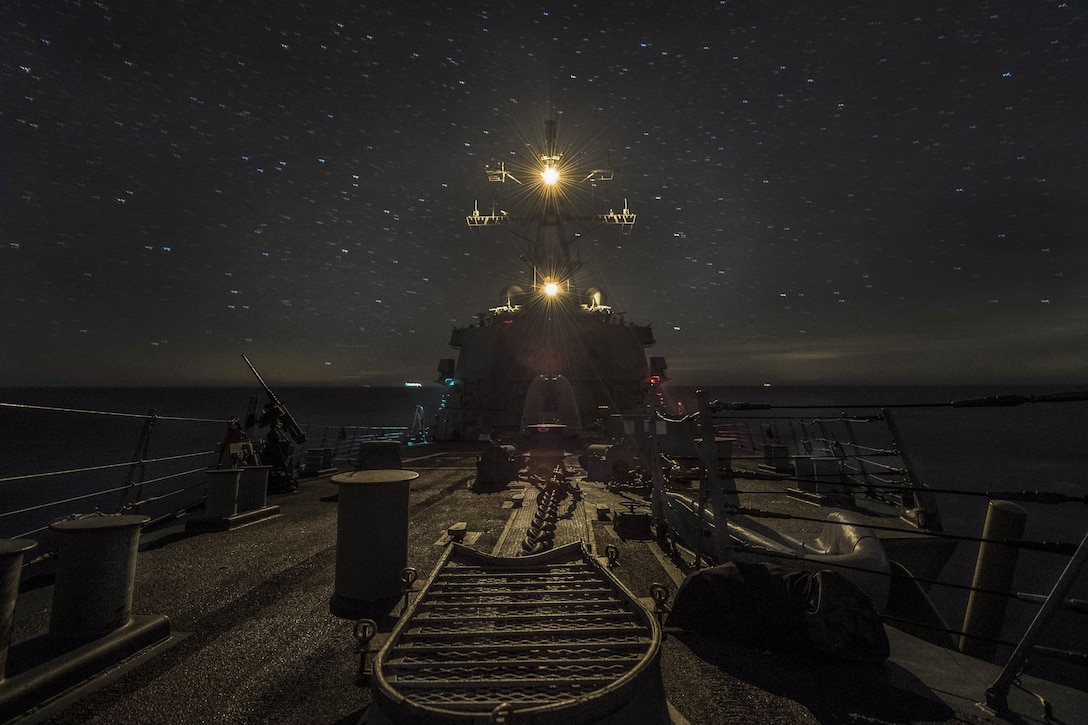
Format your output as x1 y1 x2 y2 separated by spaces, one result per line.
7 446 1086 724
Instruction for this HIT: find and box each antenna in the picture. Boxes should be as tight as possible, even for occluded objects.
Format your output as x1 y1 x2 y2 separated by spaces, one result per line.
544 119 557 157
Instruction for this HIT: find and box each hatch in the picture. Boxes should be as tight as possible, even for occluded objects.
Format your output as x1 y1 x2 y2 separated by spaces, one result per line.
369 542 668 724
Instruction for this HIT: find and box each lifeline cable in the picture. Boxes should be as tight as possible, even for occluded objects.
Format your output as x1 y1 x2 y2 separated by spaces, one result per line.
726 505 1080 556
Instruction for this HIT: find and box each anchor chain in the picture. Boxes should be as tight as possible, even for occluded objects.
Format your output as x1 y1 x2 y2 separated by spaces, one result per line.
521 481 561 555
520 466 580 556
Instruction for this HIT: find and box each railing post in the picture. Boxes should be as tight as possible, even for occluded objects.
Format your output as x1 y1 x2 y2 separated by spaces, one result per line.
693 391 710 569
986 525 1088 713
787 419 801 456
883 408 943 531
960 500 1027 659
118 411 156 513
695 390 738 569
843 418 876 498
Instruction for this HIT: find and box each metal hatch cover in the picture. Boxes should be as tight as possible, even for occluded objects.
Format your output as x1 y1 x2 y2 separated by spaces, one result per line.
369 542 667 724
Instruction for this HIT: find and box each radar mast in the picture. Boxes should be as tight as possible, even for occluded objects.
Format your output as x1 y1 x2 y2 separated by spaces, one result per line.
467 120 635 294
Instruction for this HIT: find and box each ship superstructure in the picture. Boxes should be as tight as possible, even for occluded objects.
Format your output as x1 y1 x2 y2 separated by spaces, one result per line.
434 120 667 441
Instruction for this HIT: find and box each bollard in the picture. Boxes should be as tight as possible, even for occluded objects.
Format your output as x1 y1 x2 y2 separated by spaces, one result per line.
237 465 271 512
354 440 402 470
1 539 36 681
762 442 775 466
329 469 419 618
793 456 815 491
959 500 1027 660
475 443 519 486
768 444 791 472
49 515 149 638
811 457 850 496
205 468 241 518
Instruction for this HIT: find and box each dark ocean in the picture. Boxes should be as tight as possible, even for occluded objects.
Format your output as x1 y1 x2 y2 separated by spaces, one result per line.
2 383 1085 686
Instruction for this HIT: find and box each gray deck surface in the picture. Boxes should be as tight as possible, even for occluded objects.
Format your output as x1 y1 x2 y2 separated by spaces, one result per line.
8 447 1085 724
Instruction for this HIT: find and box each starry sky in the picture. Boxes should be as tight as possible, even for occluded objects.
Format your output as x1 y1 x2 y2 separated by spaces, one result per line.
2 1 1086 387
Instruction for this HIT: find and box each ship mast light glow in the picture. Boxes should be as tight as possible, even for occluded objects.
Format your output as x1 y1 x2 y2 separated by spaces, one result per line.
543 281 560 297
541 164 560 186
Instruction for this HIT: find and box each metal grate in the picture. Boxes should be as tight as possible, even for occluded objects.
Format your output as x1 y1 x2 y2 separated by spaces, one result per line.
372 542 662 722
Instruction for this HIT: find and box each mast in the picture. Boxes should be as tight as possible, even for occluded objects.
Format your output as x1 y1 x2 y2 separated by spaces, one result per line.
467 120 636 298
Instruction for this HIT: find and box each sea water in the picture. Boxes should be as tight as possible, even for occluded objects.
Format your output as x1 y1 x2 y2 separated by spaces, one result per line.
1 383 1085 687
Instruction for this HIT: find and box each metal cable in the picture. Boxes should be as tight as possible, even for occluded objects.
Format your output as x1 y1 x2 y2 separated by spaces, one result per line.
6 482 135 521
710 390 1088 411
121 477 210 511
879 613 1019 649
727 472 1086 505
0 450 216 484
0 400 226 423
728 505 1080 556
3 462 214 520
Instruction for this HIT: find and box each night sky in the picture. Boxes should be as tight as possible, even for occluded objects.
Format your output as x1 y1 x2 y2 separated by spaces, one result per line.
2 1 1086 387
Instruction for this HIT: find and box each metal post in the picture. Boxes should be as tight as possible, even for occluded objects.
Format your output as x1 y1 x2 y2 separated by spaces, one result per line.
816 418 831 456
883 408 943 531
693 391 711 569
799 420 812 453
986 525 1088 713
842 418 875 498
1 539 36 681
647 415 665 526
119 411 156 512
694 390 739 569
348 426 361 458
787 419 800 456
959 500 1027 659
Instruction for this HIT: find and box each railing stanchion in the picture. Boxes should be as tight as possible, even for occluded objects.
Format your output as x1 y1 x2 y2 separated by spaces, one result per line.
986 525 1088 713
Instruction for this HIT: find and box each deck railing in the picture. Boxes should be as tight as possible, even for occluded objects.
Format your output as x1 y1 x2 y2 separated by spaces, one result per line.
0 400 420 564
679 390 1088 710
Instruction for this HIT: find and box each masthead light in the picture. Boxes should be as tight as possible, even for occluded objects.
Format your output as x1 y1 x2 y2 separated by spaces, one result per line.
541 164 560 186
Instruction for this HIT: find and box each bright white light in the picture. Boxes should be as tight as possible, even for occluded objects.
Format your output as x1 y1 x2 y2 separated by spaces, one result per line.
543 281 559 297
541 165 559 185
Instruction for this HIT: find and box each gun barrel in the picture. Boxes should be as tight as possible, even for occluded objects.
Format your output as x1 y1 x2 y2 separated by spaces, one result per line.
242 354 279 405
242 354 306 444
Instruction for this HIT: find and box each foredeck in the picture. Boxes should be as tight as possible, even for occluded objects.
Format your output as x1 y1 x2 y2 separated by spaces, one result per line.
6 447 1085 724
